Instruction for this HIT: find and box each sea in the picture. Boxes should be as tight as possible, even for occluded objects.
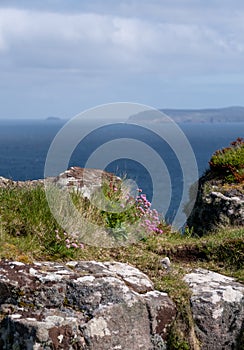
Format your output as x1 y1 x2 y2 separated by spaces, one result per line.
0 118 243 225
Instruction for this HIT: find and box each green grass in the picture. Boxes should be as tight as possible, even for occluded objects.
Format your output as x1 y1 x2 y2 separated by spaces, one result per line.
209 137 244 183
0 184 243 348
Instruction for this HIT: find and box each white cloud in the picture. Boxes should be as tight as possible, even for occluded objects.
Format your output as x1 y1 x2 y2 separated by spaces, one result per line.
0 6 244 76
0 2 244 117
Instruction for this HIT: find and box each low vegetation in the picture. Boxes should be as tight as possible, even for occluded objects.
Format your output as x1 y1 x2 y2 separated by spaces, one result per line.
0 184 242 278
0 179 243 349
209 137 244 183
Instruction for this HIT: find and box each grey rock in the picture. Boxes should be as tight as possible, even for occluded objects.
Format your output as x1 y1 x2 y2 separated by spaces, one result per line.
0 260 176 350
0 167 120 201
0 176 14 188
184 268 244 350
53 167 120 199
160 257 171 272
187 176 244 235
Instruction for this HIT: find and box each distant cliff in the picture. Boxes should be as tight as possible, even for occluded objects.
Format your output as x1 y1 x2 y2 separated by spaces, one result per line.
129 106 244 123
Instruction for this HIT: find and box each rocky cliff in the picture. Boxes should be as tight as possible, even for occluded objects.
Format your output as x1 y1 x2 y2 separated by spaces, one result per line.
187 171 244 235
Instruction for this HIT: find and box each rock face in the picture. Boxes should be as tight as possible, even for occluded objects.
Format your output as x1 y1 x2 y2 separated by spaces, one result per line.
184 268 244 350
187 174 244 235
0 167 120 199
0 167 119 192
0 260 176 350
53 167 120 199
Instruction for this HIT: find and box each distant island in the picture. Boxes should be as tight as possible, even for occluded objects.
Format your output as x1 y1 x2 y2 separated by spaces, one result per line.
45 116 61 121
129 106 244 123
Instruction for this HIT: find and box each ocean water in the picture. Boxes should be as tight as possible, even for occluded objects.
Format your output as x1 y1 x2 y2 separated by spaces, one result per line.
0 119 243 224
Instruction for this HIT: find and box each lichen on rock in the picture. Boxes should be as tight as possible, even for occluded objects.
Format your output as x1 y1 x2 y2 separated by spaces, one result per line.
184 268 244 350
0 260 176 350
186 171 244 235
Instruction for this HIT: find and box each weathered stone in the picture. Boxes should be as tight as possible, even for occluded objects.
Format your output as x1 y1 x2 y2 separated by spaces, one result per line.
0 167 120 201
0 260 176 349
184 268 244 350
0 176 45 189
53 167 120 199
0 176 14 188
186 174 244 235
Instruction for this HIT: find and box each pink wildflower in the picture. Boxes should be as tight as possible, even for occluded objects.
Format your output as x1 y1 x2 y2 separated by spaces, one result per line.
71 243 78 248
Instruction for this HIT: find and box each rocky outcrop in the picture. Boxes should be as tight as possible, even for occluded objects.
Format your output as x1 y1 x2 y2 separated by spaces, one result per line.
187 174 244 235
0 260 176 350
53 167 120 199
0 167 120 199
0 176 46 188
184 268 244 350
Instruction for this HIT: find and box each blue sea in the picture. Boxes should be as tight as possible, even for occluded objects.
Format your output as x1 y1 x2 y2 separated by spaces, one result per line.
0 119 243 224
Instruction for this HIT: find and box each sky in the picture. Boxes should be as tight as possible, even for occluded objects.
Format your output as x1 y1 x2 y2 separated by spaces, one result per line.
0 0 244 118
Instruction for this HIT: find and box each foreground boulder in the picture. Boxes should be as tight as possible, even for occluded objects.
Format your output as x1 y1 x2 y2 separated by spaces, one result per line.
0 260 176 350
184 268 244 350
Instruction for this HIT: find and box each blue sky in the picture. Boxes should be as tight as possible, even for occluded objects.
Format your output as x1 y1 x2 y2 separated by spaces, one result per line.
0 0 244 118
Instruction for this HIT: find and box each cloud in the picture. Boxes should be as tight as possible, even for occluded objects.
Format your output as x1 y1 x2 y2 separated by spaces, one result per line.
0 1 244 117
0 6 244 77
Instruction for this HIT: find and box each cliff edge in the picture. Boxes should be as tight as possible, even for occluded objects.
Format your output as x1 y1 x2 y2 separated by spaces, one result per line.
187 138 244 235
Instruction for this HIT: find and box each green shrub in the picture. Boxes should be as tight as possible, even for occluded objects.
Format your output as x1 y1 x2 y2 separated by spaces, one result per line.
209 137 244 183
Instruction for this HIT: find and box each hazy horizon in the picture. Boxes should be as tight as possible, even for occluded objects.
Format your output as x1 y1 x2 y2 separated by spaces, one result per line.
1 105 244 120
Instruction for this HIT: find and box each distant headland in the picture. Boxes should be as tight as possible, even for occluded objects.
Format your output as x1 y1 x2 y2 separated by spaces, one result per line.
129 106 244 123
45 116 62 121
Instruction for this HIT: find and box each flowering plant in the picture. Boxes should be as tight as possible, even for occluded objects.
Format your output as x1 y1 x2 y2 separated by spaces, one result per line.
63 176 165 248
99 177 164 239
136 192 164 235
55 229 84 250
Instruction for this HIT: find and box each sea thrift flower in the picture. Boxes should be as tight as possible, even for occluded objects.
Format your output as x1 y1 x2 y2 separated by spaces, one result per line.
133 192 163 235
55 229 85 250
71 243 78 248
